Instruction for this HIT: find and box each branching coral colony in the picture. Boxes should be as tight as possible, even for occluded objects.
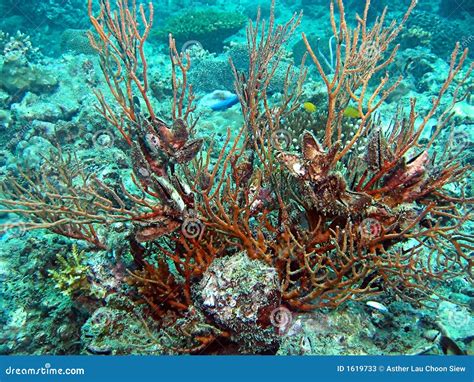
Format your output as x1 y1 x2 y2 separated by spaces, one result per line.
1 0 473 352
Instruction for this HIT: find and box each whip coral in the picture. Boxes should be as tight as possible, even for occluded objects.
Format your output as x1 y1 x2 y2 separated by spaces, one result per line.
0 0 472 353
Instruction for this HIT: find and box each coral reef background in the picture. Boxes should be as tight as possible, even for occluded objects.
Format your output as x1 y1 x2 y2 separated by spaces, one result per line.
0 0 472 355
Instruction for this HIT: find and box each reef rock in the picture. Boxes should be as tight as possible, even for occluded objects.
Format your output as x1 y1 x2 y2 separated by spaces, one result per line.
194 252 281 353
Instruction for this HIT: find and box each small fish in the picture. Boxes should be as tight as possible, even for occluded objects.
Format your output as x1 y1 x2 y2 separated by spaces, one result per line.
366 301 389 313
210 94 239 111
343 106 362 118
303 102 317 113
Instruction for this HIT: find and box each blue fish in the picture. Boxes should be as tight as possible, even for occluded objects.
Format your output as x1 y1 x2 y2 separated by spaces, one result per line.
210 94 239 111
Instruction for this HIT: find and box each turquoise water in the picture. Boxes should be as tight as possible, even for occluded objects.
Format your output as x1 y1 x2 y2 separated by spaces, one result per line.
0 0 472 355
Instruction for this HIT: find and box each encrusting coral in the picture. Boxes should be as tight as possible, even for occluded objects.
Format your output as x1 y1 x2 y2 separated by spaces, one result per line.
0 0 472 354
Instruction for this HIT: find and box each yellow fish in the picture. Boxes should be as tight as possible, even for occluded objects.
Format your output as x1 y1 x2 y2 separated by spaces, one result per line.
303 102 317 113
343 105 362 118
